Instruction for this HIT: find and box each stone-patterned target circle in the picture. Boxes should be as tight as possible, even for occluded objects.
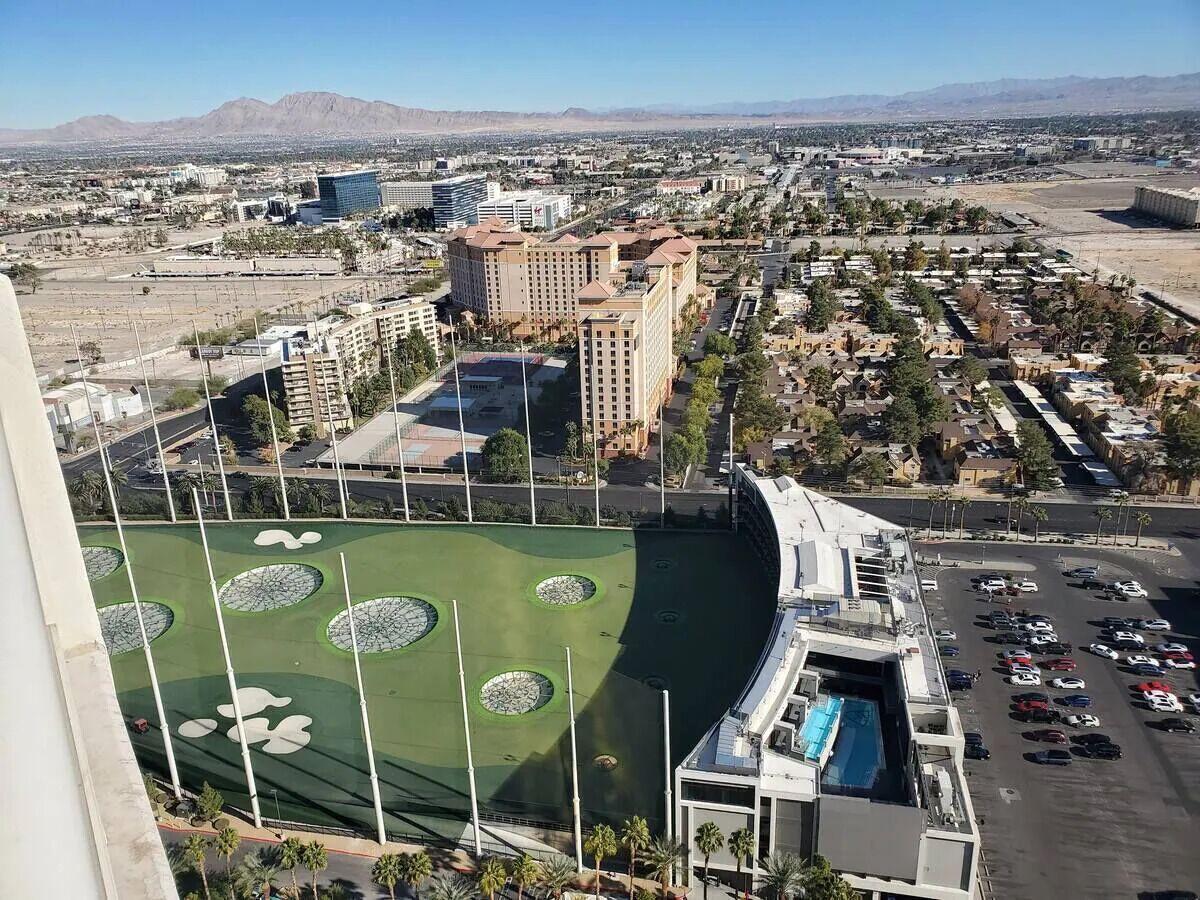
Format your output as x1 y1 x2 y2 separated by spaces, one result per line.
326 597 438 653
219 564 322 612
98 602 174 655
480 671 554 715
535 574 597 606
593 754 619 771
83 546 124 581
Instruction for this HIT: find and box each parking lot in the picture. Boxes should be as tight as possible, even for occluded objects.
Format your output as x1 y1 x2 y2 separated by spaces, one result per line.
919 541 1200 899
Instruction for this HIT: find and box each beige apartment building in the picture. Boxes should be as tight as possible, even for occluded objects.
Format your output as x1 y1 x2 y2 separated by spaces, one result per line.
281 297 438 434
446 218 701 337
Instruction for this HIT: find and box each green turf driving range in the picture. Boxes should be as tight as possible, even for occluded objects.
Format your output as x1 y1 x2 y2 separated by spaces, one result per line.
82 521 774 845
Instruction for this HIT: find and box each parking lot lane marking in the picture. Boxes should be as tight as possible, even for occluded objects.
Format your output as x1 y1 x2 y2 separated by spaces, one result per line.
998 787 1020 803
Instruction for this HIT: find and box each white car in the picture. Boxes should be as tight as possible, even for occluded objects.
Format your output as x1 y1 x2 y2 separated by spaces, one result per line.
1127 655 1160 668
1088 643 1119 659
1163 658 1196 670
920 579 938 591
1140 619 1171 631
1009 664 1041 676
1009 673 1041 686
1022 621 1056 633
1143 689 1178 703
1014 580 1038 593
1157 643 1190 654
1187 693 1200 713
1148 696 1184 713
979 579 1007 592
1065 714 1101 728
1111 580 1142 591
934 630 957 641
1002 649 1033 661
1028 634 1060 646
1112 631 1144 644
1051 677 1086 690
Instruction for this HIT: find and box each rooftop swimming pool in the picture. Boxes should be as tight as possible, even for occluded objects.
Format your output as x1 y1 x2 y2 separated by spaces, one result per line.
822 696 885 790
798 696 844 763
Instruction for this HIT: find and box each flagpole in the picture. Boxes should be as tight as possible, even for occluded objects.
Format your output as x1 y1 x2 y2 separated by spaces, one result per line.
319 365 349 520
591 424 601 528
385 345 411 522
339 553 387 845
253 318 289 520
520 346 536 526
193 489 262 828
450 599 482 856
566 647 583 873
72 328 182 800
131 321 176 523
659 405 667 528
447 316 473 522
193 322 233 521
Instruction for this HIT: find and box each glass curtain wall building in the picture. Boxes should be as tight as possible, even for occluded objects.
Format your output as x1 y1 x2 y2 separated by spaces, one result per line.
317 170 381 221
433 174 488 229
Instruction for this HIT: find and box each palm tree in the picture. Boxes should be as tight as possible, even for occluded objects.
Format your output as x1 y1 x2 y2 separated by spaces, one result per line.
405 850 433 900
1093 507 1113 545
171 469 202 514
643 836 684 899
69 469 105 513
373 854 404 900
478 857 508 900
237 849 280 900
213 827 240 899
428 873 476 900
584 823 617 899
694 822 725 899
511 854 541 900
621 816 651 900
760 852 803 900
539 854 578 900
301 841 328 900
936 488 954 538
727 828 755 900
183 834 212 900
958 496 972 539
1030 505 1048 543
278 837 304 900
309 482 333 515
1012 497 1029 542
1134 512 1152 547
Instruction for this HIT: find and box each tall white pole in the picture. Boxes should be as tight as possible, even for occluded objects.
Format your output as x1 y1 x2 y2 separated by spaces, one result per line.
253 318 289 520
520 346 536 526
339 553 387 845
385 345 411 522
193 322 233 521
447 317 473 522
566 647 584 873
592 424 601 528
728 414 737 532
72 330 182 800
450 599 482 856
319 365 349 520
193 489 262 828
131 320 176 523
662 689 673 845
659 405 667 528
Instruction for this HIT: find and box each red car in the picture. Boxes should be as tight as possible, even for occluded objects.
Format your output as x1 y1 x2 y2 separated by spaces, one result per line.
1028 729 1068 743
1044 658 1076 671
1003 658 1033 669
1163 651 1194 662
1016 699 1049 713
1138 681 1173 693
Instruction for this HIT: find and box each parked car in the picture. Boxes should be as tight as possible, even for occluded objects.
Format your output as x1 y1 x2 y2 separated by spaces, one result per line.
1061 694 1093 708
1156 643 1189 654
1016 699 1049 713
1138 618 1171 630
1156 718 1196 733
1110 582 1148 599
1002 649 1033 663
1009 673 1041 686
1050 677 1085 689
1069 567 1100 578
1127 654 1160 668
996 632 1026 645
1109 630 1144 644
1079 743 1122 760
1014 692 1050 703
1028 729 1068 743
1073 733 1115 746
920 579 938 591
1138 681 1175 694
964 743 991 760
1101 616 1136 628
1008 664 1042 677
1065 714 1101 728
1013 579 1038 593
1148 696 1184 713
934 630 957 641
1033 749 1072 766
1045 659 1077 672
1132 663 1165 677
979 579 1007 592
1027 634 1061 647
1188 693 1200 713
939 645 961 657
1163 658 1196 670
1088 643 1119 659
1019 707 1059 723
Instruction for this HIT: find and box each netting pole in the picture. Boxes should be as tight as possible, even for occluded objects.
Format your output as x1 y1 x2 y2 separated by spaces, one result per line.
319 365 349 520
193 489 262 828
385 344 411 522
253 318 289 520
728 414 737 532
451 599 482 856
339 553 387 845
659 405 666 528
662 687 673 879
193 322 233 521
71 327 182 800
521 345 536 526
131 320 176 523
592 424 601 528
447 316 473 522
566 646 583 872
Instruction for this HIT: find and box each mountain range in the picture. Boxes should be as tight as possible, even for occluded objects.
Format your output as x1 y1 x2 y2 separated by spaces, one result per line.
2 73 1198 144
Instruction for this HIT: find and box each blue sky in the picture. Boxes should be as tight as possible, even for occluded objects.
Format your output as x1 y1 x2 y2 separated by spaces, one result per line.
1 0 1197 128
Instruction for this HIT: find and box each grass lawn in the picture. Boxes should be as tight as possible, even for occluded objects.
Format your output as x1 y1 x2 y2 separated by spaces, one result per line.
82 521 774 843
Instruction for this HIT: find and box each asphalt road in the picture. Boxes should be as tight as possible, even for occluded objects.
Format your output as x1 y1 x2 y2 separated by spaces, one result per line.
919 541 1200 899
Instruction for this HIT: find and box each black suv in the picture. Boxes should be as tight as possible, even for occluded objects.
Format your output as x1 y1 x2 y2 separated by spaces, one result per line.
1158 718 1196 733
1079 742 1122 760
1074 733 1115 746
1019 708 1060 724
1033 749 1072 765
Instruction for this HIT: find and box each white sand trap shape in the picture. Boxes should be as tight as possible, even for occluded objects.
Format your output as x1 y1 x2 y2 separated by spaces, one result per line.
535 575 597 606
218 563 322 612
254 529 323 551
227 715 313 754
326 597 438 652
178 718 218 738
217 686 292 718
480 671 554 715
82 545 124 581
97 601 174 656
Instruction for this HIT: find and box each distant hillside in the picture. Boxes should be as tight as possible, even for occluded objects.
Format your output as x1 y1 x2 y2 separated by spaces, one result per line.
1 73 1197 144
